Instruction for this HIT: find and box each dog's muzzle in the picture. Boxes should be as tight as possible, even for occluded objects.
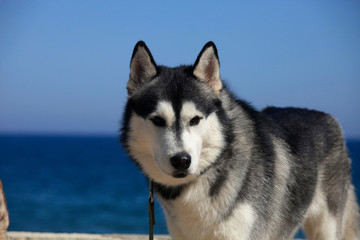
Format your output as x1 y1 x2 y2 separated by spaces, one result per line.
170 152 191 178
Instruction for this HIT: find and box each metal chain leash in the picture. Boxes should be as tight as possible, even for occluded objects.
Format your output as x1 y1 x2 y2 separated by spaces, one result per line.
148 181 155 240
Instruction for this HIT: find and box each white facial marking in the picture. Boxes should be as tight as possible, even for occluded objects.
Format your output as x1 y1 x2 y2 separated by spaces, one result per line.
148 101 178 176
149 101 175 126
180 101 224 175
197 112 224 172
180 102 205 175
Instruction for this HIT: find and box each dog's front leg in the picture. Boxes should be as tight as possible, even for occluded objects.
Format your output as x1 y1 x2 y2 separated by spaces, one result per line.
166 218 187 240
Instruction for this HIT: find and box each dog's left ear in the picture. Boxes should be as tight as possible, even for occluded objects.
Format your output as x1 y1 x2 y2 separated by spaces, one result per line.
193 41 222 94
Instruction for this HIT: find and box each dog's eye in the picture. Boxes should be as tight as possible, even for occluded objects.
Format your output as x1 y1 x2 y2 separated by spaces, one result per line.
151 116 166 127
189 116 202 126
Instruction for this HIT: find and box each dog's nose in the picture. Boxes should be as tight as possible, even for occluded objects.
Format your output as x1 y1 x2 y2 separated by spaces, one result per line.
170 152 191 171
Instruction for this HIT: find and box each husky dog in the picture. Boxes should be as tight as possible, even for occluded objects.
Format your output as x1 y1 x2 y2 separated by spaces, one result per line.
121 41 360 240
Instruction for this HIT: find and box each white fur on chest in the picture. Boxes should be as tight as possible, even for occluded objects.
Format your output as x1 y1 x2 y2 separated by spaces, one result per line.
158 177 256 240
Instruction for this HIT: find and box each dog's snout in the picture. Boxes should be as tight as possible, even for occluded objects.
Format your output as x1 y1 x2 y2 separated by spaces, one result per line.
170 152 191 171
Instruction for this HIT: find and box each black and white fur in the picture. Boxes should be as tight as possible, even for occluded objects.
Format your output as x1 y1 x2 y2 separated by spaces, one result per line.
121 41 360 240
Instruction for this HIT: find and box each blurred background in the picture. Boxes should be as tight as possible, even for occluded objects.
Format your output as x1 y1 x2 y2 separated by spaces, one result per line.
0 0 359 237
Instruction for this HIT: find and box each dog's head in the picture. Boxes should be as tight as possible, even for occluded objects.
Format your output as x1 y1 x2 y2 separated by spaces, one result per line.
122 41 227 186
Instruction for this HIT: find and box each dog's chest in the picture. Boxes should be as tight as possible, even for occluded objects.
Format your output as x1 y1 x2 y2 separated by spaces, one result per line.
158 178 256 240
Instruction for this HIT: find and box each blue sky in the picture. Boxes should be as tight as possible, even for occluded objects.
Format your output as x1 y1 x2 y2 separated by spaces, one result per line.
0 0 359 137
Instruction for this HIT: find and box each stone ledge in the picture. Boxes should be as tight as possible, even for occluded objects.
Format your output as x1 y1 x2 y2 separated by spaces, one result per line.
5 232 305 240
7 232 171 240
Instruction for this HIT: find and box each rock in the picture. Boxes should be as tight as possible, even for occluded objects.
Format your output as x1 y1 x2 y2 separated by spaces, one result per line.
0 180 9 240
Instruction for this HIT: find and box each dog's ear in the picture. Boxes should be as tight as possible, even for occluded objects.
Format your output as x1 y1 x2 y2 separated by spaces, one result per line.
193 41 222 94
128 41 157 95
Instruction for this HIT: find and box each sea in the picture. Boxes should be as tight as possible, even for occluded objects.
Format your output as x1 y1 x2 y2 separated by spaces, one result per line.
0 135 359 238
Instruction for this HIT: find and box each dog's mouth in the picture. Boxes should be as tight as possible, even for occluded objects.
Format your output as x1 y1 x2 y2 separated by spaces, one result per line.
172 171 188 178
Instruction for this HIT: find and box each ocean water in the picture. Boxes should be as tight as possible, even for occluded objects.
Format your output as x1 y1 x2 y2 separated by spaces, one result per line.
0 135 359 237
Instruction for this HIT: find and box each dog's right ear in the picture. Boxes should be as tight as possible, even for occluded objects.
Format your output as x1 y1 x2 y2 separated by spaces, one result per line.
128 41 157 95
